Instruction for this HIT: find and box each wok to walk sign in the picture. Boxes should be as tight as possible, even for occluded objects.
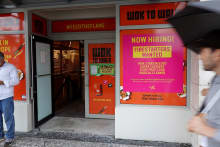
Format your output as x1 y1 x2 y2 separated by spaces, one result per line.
122 29 184 93
120 2 187 26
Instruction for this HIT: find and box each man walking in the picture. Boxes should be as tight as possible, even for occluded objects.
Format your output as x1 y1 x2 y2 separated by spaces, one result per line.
186 31 220 147
0 52 19 146
167 1 220 146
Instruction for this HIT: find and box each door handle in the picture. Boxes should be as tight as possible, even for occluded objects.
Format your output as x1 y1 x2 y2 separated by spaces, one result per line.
37 74 51 77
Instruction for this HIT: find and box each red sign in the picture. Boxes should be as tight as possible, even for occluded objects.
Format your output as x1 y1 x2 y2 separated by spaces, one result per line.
0 13 24 31
52 18 115 32
88 43 115 115
120 2 186 26
32 14 47 36
0 35 26 101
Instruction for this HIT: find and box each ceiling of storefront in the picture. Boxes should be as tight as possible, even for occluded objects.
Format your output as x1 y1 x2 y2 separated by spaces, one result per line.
32 4 116 20
0 0 78 8
0 0 158 20
0 0 119 20
0 0 118 20
0 0 130 9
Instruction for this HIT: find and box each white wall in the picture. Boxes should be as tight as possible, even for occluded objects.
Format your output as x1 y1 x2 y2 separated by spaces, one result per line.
190 51 200 147
116 106 192 142
14 102 33 132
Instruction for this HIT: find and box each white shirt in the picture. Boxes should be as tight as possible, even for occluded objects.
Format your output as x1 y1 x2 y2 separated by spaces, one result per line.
0 62 19 100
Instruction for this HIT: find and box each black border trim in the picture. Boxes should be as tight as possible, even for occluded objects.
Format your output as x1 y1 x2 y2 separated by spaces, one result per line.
32 35 54 127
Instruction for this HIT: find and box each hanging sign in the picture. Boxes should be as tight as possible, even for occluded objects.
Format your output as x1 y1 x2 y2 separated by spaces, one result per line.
120 28 187 106
88 43 115 115
0 12 24 31
0 35 26 101
52 18 115 32
32 14 47 36
120 2 186 26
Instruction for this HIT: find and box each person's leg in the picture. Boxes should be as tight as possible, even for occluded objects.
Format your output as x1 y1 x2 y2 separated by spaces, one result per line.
0 100 4 139
1 97 15 141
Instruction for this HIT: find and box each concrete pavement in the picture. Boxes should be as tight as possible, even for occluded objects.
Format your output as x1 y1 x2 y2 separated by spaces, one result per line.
0 117 192 147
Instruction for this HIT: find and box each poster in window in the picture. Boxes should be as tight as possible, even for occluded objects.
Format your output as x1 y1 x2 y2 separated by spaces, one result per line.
88 43 115 115
120 28 187 106
0 35 26 101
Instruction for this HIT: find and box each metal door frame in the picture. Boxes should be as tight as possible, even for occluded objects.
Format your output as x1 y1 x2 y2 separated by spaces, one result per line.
32 35 54 127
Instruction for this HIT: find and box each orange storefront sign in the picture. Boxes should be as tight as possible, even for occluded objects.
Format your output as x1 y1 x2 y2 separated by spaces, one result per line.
52 18 115 32
120 2 186 26
88 43 115 115
0 12 24 31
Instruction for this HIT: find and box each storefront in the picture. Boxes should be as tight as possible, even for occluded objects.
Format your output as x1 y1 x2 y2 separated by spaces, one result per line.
0 0 207 146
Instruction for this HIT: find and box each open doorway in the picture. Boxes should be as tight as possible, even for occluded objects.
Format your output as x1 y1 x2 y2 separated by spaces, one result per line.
32 37 115 137
52 40 85 117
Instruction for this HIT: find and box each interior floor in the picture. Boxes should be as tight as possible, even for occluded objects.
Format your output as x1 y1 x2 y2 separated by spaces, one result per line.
55 99 85 118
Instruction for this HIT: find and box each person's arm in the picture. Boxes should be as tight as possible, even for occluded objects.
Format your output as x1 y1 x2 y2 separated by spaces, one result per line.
213 129 220 142
188 115 220 142
0 66 19 87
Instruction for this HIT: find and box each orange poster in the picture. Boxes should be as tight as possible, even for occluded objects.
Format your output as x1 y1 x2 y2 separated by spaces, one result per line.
120 29 187 106
89 43 115 115
120 2 186 26
0 35 26 101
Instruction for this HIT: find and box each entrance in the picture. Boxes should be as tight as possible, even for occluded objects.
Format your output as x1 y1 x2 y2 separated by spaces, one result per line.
31 4 116 131
32 38 115 137
52 40 85 117
33 37 85 126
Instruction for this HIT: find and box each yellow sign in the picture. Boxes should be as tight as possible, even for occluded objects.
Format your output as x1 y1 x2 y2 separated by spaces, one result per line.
133 46 172 58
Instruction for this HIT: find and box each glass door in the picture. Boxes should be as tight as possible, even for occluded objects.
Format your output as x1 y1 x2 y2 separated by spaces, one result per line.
32 35 54 127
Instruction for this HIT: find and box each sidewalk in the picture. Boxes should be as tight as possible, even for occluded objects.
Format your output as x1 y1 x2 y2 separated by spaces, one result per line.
0 136 152 147
0 131 191 147
0 117 192 147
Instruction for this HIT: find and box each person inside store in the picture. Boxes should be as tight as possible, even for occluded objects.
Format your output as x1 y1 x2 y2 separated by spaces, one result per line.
0 52 19 146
